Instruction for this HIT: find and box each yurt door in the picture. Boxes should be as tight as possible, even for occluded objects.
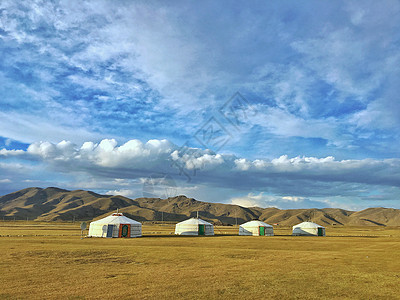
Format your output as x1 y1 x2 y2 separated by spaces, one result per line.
106 224 114 238
317 228 324 236
198 224 205 235
119 224 131 238
259 226 265 236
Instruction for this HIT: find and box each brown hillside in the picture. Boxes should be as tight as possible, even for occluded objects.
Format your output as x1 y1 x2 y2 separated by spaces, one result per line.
1 187 400 226
347 207 400 226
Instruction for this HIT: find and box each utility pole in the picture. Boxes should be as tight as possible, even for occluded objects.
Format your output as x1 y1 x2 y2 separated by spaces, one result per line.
235 206 239 226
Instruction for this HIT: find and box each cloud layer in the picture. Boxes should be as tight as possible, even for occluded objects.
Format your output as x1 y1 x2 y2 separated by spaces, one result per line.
1 1 399 154
1 139 399 209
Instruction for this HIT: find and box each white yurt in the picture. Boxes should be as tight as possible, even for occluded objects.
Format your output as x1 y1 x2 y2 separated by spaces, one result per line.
175 218 214 236
292 221 325 236
239 220 274 236
88 213 142 238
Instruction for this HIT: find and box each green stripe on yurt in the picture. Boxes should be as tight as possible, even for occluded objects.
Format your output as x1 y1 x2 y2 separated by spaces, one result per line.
259 226 265 236
198 224 205 235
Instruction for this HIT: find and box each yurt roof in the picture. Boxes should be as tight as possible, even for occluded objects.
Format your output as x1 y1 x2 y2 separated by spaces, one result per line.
240 220 273 227
292 221 324 229
91 213 141 225
176 217 213 226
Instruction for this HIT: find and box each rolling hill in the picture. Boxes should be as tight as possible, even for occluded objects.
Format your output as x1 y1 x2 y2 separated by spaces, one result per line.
1 187 399 226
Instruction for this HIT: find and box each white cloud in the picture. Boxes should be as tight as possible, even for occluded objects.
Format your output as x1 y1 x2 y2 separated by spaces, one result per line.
105 189 136 198
1 139 399 201
2 139 400 184
234 158 252 171
230 192 331 209
231 192 273 208
171 150 225 171
0 149 25 156
231 197 261 208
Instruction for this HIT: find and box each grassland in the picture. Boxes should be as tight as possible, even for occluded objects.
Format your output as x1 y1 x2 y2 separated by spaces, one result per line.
0 222 399 299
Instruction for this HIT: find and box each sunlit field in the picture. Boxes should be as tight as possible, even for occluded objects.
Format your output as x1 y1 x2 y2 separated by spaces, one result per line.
0 222 399 299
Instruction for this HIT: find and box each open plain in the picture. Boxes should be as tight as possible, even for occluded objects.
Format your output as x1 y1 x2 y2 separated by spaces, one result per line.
0 222 399 299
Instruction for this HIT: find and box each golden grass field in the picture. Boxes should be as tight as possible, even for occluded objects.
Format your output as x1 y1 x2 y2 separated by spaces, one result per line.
0 222 399 299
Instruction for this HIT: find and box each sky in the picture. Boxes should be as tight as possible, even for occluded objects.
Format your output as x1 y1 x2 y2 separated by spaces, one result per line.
0 0 399 211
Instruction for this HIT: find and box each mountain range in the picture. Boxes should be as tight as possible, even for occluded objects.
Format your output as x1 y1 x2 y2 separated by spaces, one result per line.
1 187 400 226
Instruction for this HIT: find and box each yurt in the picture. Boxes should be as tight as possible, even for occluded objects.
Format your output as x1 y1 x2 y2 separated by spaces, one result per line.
175 218 214 236
292 221 325 236
239 220 274 236
88 213 142 238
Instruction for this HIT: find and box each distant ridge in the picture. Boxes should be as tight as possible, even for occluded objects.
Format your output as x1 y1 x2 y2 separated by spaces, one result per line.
1 187 400 226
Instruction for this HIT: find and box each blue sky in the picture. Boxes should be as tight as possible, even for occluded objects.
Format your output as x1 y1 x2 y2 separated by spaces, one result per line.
0 0 399 210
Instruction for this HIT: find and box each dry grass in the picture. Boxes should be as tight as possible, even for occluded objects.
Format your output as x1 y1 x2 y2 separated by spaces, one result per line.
0 222 399 299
